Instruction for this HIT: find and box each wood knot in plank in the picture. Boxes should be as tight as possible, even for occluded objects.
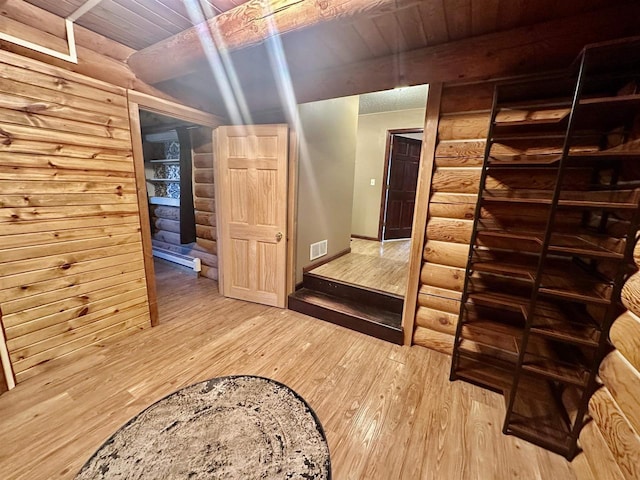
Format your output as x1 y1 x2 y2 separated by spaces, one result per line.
60 263 72 270
22 103 46 113
0 127 13 145
53 76 68 88
78 307 89 317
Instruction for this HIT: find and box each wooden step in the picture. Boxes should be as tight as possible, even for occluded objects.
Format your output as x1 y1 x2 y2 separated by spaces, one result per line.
302 272 404 314
288 288 403 345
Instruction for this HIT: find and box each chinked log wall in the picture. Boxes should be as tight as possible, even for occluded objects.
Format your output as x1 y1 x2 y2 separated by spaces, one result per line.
412 82 493 354
0 50 151 384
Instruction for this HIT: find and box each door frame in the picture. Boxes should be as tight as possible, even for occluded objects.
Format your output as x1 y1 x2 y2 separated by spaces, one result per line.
127 91 223 325
377 128 425 241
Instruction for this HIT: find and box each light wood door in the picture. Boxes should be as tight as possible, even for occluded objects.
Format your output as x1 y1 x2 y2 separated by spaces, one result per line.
215 125 289 307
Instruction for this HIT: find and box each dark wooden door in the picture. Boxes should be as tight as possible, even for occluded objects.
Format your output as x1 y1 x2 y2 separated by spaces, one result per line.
383 136 422 240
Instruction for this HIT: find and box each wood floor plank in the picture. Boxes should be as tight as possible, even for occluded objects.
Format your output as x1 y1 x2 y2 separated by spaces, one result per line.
310 238 410 296
0 260 578 480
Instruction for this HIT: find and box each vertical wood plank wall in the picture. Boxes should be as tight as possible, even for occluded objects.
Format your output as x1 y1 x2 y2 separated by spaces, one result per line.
411 83 492 353
0 50 151 383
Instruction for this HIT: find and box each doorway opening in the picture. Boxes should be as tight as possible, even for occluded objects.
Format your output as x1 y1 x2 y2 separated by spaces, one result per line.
379 129 424 241
128 93 221 325
288 85 428 343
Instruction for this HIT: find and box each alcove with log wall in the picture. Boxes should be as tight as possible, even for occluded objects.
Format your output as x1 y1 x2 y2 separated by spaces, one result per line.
410 71 640 475
144 124 218 281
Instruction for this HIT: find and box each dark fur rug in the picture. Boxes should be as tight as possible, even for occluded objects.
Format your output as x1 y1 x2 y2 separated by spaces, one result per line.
76 376 331 479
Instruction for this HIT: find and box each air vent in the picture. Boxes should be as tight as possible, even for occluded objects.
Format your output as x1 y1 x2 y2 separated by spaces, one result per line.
310 240 328 261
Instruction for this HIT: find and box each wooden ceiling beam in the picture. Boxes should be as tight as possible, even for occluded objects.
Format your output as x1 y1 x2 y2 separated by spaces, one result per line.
234 3 640 112
127 0 423 83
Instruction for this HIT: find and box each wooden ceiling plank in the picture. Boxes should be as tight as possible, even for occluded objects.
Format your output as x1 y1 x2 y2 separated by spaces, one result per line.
151 0 194 20
204 0 238 14
280 29 341 73
417 0 449 45
319 24 374 67
237 3 640 111
373 12 409 55
521 0 556 25
394 5 428 51
116 0 193 31
128 0 426 83
443 0 472 41
91 0 178 38
496 0 527 31
552 0 588 17
352 18 392 57
471 0 500 36
0 0 135 62
19 0 83 18
76 15 152 51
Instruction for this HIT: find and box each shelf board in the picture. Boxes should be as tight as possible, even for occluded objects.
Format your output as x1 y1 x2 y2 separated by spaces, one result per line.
149 196 179 207
458 339 518 372
471 251 614 305
530 303 601 348
487 153 562 167
147 178 180 182
496 99 572 110
477 228 625 260
522 352 591 387
471 250 539 281
454 355 514 393
548 233 624 260
467 290 601 347
488 149 638 167
568 150 640 160
149 159 180 163
579 93 640 107
506 380 575 458
507 415 573 457
467 291 530 318
482 188 640 210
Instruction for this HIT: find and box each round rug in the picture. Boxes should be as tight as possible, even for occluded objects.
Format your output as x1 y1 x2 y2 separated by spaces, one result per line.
76 376 331 479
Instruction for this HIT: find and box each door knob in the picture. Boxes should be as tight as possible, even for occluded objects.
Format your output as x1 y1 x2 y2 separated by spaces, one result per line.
275 232 283 242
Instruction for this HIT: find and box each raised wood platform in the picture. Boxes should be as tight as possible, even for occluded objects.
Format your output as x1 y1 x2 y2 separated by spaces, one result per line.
288 272 403 344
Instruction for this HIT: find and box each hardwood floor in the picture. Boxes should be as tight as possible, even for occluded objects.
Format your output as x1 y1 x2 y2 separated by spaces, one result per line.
0 260 578 480
310 238 411 296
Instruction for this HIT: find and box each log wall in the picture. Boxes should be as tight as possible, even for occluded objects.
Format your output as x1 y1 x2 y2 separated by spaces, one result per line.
149 128 218 280
411 83 492 353
577 141 640 479
191 128 218 281
410 81 640 474
0 50 151 383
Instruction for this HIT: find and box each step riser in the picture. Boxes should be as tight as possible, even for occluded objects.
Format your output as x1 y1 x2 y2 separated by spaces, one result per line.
303 273 404 314
288 296 403 345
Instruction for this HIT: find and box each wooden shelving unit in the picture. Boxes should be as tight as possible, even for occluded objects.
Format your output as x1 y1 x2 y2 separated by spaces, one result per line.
450 38 640 459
